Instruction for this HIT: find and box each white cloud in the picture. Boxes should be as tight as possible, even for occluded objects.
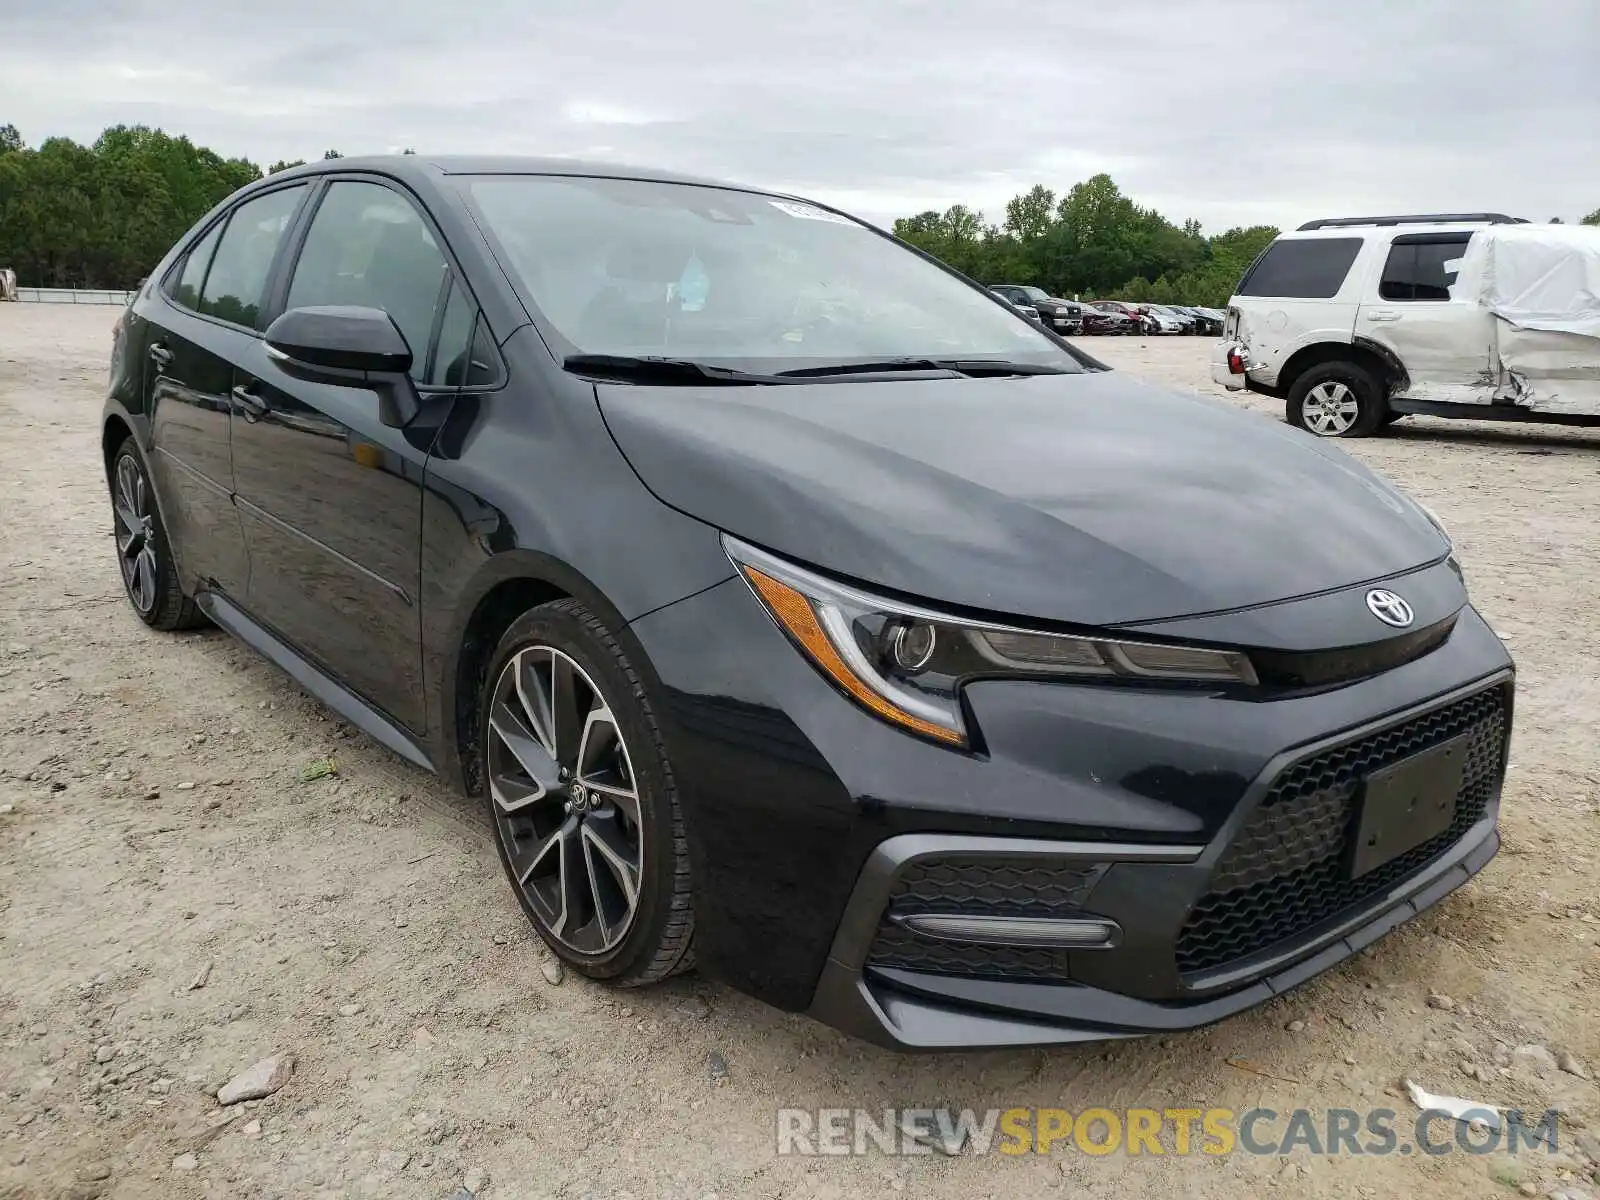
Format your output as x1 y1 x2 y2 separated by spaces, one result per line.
1 0 1596 228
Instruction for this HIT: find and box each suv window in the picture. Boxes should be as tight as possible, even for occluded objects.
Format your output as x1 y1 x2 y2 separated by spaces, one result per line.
171 221 223 311
286 181 450 380
198 186 307 328
1237 237 1363 299
1379 234 1471 302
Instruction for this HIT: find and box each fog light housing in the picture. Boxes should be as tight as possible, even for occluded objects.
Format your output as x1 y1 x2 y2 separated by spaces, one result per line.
895 913 1121 949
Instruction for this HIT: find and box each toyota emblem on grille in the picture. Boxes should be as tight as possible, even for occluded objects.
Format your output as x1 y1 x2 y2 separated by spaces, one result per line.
1365 589 1415 628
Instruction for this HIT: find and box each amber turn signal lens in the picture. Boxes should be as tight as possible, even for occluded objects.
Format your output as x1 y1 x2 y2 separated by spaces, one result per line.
742 567 965 746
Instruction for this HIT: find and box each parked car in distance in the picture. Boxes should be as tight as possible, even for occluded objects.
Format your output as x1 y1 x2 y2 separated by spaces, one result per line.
1091 300 1152 334
1169 305 1216 335
1142 303 1195 334
1167 304 1198 331
1120 302 1180 334
1186 306 1225 336
989 287 1044 324
1076 303 1129 335
105 157 1513 1051
1214 213 1600 436
990 284 1081 335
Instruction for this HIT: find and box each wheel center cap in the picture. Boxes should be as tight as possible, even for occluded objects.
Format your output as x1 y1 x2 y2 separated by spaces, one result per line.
569 783 591 812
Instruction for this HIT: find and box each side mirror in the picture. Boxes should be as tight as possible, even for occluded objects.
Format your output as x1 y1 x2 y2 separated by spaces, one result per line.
264 305 420 428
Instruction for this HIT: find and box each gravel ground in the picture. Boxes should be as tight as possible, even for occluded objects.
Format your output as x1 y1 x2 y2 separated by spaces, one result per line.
1 305 1597 1200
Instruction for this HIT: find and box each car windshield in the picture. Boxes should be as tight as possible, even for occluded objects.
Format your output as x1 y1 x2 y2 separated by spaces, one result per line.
1020 286 1051 302
464 175 1082 373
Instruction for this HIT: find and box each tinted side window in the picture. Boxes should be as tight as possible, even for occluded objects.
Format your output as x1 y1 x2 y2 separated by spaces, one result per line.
465 320 499 386
1379 236 1470 301
1236 238 1363 298
171 221 223 311
199 186 307 328
286 181 449 381
429 280 477 386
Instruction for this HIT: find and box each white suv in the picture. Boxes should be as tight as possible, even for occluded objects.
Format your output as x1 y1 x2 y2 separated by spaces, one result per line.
1211 213 1600 437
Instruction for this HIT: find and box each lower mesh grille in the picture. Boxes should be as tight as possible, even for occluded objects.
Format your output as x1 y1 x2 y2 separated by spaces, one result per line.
1175 684 1509 976
864 859 1102 980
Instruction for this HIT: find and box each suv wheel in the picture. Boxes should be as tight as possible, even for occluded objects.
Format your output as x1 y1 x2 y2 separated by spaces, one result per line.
1286 362 1387 438
109 440 205 630
481 599 694 985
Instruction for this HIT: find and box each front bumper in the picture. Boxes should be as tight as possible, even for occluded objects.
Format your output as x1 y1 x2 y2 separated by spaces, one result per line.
807 677 1507 1048
627 575 1514 1045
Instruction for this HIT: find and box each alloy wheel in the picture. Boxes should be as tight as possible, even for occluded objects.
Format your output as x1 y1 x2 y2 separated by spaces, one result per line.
487 645 643 955
1301 381 1360 435
112 454 159 614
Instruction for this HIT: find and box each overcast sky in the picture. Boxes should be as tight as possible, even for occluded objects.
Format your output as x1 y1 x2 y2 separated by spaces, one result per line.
2 0 1596 231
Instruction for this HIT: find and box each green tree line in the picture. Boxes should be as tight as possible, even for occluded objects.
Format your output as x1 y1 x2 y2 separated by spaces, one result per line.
894 175 1278 308
2 121 1595 295
893 176 1600 308
0 124 362 288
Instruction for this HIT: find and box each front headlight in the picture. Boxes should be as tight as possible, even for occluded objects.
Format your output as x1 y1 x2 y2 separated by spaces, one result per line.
726 538 1258 748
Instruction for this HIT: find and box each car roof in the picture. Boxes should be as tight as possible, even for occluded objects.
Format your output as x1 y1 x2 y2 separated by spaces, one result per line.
1276 222 1503 241
259 154 776 196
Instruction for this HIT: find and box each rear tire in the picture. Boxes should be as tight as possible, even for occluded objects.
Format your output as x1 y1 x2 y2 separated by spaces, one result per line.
1286 361 1387 438
108 440 205 631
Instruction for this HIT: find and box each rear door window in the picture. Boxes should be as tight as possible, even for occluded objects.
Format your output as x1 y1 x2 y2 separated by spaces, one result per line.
1236 238 1363 298
199 186 307 328
170 221 223 312
1379 235 1472 301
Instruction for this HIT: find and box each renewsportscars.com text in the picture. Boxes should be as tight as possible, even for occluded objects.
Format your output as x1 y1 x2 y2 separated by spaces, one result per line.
775 1106 1560 1158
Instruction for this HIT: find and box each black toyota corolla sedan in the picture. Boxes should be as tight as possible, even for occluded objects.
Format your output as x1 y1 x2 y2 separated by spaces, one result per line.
104 156 1513 1050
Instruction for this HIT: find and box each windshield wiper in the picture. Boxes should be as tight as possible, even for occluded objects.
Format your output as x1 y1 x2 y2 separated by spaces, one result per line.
563 354 786 386
773 357 1072 379
563 353 1075 386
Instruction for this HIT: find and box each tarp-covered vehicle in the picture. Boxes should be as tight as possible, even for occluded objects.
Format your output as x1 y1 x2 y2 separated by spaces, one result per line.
1212 216 1600 436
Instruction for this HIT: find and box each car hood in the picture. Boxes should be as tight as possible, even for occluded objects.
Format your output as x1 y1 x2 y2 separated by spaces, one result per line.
596 372 1448 627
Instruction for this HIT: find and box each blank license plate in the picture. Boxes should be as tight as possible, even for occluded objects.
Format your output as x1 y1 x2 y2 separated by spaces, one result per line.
1347 734 1470 879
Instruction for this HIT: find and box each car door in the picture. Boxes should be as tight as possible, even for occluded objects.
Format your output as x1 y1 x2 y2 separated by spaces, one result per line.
1358 232 1497 403
143 184 310 599
228 176 468 735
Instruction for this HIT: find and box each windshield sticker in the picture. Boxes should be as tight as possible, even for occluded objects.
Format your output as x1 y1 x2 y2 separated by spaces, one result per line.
769 200 858 226
676 254 710 312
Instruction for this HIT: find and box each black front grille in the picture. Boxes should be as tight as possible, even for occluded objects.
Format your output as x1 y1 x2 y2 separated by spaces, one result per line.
865 858 1103 980
1176 684 1509 976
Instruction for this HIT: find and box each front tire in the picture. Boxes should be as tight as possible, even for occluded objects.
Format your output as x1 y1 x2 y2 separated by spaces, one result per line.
109 440 204 630
1286 361 1387 437
481 599 694 986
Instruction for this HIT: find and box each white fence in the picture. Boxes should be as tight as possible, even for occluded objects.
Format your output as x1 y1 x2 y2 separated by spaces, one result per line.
12 287 135 306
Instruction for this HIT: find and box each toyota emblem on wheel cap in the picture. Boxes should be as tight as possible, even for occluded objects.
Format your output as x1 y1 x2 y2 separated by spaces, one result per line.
1365 589 1415 628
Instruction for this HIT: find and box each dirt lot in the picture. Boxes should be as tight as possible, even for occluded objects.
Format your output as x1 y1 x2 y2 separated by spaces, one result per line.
2 304 1597 1200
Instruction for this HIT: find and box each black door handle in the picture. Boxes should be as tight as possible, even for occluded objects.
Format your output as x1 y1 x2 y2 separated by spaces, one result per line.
230 384 269 420
148 343 173 369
